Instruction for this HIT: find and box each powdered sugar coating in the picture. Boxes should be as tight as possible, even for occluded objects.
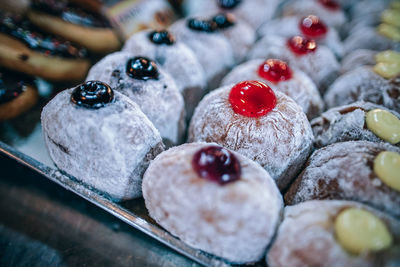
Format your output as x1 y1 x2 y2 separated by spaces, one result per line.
221 58 324 119
257 16 344 58
285 141 400 218
86 51 185 145
267 200 400 267
41 89 164 201
169 19 234 89
142 142 283 263
248 35 340 93
324 66 400 113
122 29 206 118
189 85 314 190
182 0 280 30
340 49 377 74
281 0 347 29
311 101 400 147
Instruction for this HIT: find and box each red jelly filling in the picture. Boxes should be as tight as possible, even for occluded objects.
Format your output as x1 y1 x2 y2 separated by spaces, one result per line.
287 36 317 56
229 80 277 118
192 146 241 185
258 59 293 83
299 15 328 38
318 0 340 11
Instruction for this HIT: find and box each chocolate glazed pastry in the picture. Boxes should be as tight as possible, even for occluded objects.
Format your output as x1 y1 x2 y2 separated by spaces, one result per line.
27 0 121 53
285 141 400 218
0 69 38 121
0 13 90 81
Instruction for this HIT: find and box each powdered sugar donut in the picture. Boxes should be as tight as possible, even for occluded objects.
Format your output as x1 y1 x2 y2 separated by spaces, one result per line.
142 142 283 263
324 66 400 112
281 0 347 30
258 15 343 58
340 49 377 74
267 200 400 267
221 58 323 119
285 141 400 218
122 29 206 119
169 18 234 88
86 51 185 145
182 0 280 30
41 81 164 201
248 35 340 93
311 102 400 148
189 81 314 190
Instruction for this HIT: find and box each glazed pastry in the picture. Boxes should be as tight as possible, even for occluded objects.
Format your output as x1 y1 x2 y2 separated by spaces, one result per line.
86 52 185 145
248 35 340 93
169 17 234 88
41 81 164 201
142 142 283 263
324 65 400 112
189 80 314 190
311 102 400 147
122 29 206 119
27 0 120 53
258 15 343 58
281 0 347 29
0 69 38 121
0 13 90 81
221 58 323 119
267 200 400 267
182 0 280 30
285 141 400 218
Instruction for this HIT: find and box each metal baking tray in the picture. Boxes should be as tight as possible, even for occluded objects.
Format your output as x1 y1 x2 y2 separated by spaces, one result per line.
0 81 266 267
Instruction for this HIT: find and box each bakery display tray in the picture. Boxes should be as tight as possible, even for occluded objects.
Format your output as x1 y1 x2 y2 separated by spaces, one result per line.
0 86 265 267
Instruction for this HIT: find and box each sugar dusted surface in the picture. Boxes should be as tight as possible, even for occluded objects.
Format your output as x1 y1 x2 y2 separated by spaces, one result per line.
267 200 400 267
324 66 400 113
189 85 314 190
311 101 400 147
41 89 164 201
86 51 185 144
285 141 400 218
142 142 283 263
221 58 324 119
340 49 376 74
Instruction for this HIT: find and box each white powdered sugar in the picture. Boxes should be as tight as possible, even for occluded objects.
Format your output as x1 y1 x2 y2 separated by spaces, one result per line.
221 58 324 119
267 200 400 267
285 141 400 218
311 101 400 147
41 89 164 201
324 66 400 113
86 51 185 145
281 0 347 29
169 19 234 89
122 29 206 118
257 16 344 58
248 35 340 93
188 85 314 190
340 49 377 74
142 142 283 263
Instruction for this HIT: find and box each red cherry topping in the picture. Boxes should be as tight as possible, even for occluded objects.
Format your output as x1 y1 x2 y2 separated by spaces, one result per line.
299 15 328 38
258 59 293 83
287 36 317 56
229 80 277 117
318 0 340 11
192 146 241 185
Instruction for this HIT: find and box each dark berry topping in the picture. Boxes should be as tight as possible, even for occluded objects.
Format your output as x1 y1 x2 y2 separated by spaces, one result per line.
217 0 242 9
212 13 236 29
0 70 32 104
192 146 241 185
287 36 317 55
299 15 328 38
318 0 340 11
126 57 159 80
187 18 217 32
71 81 114 109
229 80 277 118
148 30 175 45
258 59 293 83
